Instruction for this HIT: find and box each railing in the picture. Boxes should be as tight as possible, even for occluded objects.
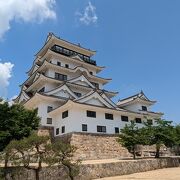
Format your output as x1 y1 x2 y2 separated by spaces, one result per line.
51 45 96 66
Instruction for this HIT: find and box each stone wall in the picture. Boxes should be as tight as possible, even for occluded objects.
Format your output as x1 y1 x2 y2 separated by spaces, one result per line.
71 132 131 160
78 157 180 180
56 132 173 160
2 157 180 180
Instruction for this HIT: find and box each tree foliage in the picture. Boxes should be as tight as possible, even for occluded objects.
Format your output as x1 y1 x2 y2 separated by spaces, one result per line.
118 121 145 159
48 140 81 180
0 102 40 151
172 124 180 155
142 119 175 158
2 133 50 180
1 134 81 180
118 119 178 159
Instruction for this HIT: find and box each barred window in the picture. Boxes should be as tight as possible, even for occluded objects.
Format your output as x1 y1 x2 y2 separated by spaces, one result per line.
121 116 128 122
105 113 114 120
97 126 106 133
87 111 96 118
82 124 87 132
46 118 52 124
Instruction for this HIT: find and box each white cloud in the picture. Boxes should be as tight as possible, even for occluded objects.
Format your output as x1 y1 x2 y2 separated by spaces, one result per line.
0 0 56 39
76 1 98 25
0 62 14 97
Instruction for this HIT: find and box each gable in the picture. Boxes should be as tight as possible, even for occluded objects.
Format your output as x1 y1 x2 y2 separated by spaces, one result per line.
84 97 106 107
139 94 149 101
45 84 77 99
68 75 95 88
53 89 74 99
71 55 83 61
101 93 117 108
72 80 91 87
76 91 114 108
19 91 30 103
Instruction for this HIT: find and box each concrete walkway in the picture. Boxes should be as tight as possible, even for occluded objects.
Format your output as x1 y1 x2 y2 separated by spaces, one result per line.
95 167 180 180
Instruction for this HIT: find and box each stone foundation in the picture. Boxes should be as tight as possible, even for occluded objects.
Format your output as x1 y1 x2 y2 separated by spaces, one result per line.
56 132 173 160
2 157 180 180
70 133 131 160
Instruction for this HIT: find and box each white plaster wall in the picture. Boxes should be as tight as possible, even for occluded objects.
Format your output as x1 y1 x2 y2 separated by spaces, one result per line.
44 68 103 88
51 58 75 69
44 83 57 92
123 103 151 112
52 105 148 136
37 83 57 92
37 101 62 126
51 57 97 75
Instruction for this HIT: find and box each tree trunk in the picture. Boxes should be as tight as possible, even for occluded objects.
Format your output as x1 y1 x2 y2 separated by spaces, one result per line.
35 169 40 180
133 146 136 159
62 161 74 180
155 144 160 158
4 153 9 180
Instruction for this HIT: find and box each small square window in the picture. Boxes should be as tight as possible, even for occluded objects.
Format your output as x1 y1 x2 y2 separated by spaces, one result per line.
57 61 61 66
135 118 142 123
47 106 53 113
56 128 59 135
142 106 147 111
89 71 93 75
97 126 106 133
121 116 128 122
47 118 52 124
87 111 96 118
82 124 87 131
62 110 68 119
115 127 119 134
61 126 65 133
105 113 114 120
65 64 69 68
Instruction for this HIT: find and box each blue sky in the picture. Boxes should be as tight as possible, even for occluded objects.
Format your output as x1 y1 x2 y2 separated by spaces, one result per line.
0 0 179 124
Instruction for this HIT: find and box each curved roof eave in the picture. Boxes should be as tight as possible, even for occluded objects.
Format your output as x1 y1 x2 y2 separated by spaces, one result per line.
35 33 97 58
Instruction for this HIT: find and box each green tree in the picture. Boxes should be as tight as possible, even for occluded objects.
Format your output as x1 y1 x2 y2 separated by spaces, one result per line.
2 134 81 180
0 102 40 151
173 125 180 155
143 119 175 158
3 133 51 180
118 121 145 159
47 140 81 180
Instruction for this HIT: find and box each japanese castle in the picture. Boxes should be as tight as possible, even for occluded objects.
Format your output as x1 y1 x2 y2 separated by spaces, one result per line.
15 33 163 136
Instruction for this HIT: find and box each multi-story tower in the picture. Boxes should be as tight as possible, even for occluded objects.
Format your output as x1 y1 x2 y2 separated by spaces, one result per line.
15 33 163 137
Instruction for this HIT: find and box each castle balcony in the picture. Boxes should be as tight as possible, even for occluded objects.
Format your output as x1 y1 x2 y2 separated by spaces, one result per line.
51 45 97 66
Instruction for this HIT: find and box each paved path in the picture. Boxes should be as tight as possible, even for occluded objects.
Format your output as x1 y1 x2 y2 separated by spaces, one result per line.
82 158 132 165
95 167 180 180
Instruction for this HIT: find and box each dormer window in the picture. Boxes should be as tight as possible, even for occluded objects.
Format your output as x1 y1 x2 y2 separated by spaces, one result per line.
74 92 82 97
39 87 45 93
142 106 147 111
91 82 99 89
